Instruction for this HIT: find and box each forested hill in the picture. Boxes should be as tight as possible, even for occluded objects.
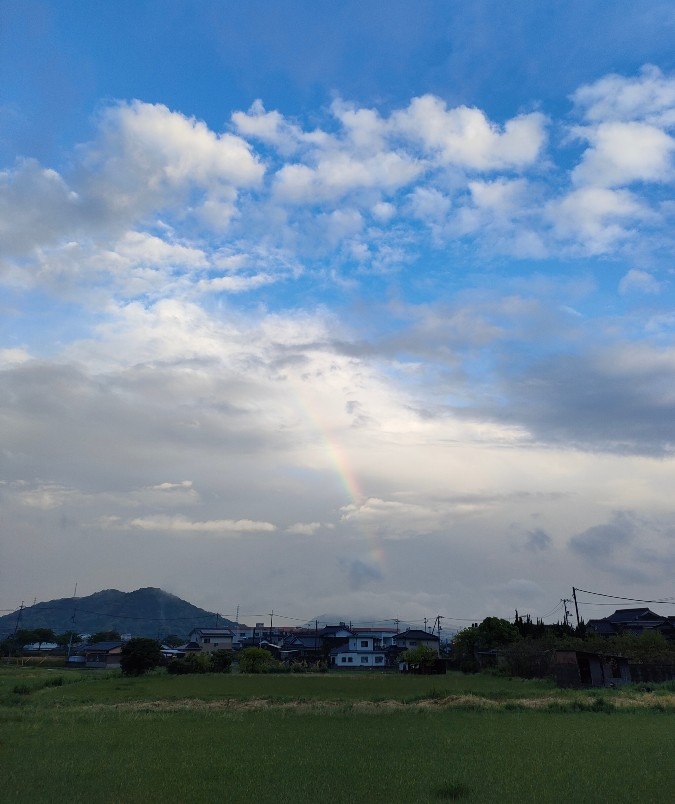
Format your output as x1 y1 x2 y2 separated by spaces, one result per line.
0 587 235 640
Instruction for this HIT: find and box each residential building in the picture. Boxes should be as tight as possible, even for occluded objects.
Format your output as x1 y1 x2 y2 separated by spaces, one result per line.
330 632 387 669
393 629 440 654
186 628 234 653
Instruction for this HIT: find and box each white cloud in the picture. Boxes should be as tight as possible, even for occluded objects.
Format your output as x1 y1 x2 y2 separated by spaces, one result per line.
572 65 675 126
273 150 422 203
619 268 662 295
572 121 674 187
286 522 322 535
391 95 547 170
547 186 649 254
0 160 81 260
87 100 264 197
408 187 451 223
0 348 31 366
128 514 276 533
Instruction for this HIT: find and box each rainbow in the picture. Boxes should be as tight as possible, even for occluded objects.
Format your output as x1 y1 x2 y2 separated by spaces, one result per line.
290 378 387 572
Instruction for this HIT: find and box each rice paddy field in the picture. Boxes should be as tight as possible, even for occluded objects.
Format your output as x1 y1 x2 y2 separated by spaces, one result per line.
2 666 674 803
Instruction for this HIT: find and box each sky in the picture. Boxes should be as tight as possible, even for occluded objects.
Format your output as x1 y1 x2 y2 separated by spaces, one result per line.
2 1 675 630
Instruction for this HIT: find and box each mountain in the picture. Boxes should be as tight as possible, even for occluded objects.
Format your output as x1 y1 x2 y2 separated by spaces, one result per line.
0 587 235 640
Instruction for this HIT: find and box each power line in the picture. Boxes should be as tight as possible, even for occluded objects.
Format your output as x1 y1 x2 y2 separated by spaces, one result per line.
574 587 675 606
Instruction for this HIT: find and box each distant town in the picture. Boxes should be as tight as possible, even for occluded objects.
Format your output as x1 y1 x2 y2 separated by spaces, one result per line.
2 587 674 687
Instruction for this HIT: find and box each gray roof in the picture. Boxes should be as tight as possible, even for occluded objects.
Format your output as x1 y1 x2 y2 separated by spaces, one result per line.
395 629 439 641
82 641 123 652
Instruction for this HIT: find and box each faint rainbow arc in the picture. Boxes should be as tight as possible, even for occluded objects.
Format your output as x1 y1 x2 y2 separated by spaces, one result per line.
289 378 386 571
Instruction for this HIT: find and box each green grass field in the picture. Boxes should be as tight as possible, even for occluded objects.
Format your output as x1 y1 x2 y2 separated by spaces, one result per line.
2 666 674 803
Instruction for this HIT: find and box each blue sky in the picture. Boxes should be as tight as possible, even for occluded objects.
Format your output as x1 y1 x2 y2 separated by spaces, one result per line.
2 1 675 627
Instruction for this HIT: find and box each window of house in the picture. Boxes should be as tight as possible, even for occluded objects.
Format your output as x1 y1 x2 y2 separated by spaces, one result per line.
375 656 383 663
360 640 368 648
361 656 368 664
348 657 353 663
409 641 417 646
203 638 211 644
341 656 347 663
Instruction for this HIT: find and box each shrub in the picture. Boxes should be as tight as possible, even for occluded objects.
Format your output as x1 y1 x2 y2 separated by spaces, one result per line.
238 647 279 674
120 638 162 676
167 652 212 675
210 650 233 673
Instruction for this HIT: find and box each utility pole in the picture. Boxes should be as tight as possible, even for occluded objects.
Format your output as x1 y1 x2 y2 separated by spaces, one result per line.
424 617 428 633
269 609 274 641
561 599 571 628
235 605 240 644
572 587 580 628
13 602 24 635
68 593 78 660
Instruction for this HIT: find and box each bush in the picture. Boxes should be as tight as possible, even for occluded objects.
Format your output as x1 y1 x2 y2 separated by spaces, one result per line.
210 649 233 673
120 638 162 676
238 647 279 674
167 652 212 675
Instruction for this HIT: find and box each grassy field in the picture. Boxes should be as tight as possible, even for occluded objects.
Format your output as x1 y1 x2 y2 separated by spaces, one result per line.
2 666 674 803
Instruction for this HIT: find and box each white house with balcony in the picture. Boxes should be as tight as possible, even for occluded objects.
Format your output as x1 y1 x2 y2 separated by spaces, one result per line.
329 632 387 668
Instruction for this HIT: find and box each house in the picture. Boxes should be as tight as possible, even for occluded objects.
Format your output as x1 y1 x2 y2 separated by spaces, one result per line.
330 632 387 669
279 632 324 662
187 628 234 654
554 650 631 687
81 641 123 669
393 629 440 654
587 608 675 640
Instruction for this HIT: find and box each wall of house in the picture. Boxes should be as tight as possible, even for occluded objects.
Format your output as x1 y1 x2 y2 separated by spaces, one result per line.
84 651 121 669
198 637 232 653
349 637 374 651
337 652 385 667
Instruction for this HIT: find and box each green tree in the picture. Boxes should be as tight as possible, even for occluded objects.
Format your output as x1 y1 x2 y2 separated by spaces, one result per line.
55 630 80 649
167 652 211 674
453 617 520 671
210 649 233 673
162 634 184 648
32 628 56 649
401 644 438 669
238 647 276 673
120 638 162 676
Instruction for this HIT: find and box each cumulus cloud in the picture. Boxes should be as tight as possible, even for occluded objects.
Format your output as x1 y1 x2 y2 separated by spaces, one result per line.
572 65 675 125
391 96 548 170
83 101 263 214
547 187 649 255
571 122 674 187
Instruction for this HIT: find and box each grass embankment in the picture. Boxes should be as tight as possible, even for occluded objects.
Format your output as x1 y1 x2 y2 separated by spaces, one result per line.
1 667 674 803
